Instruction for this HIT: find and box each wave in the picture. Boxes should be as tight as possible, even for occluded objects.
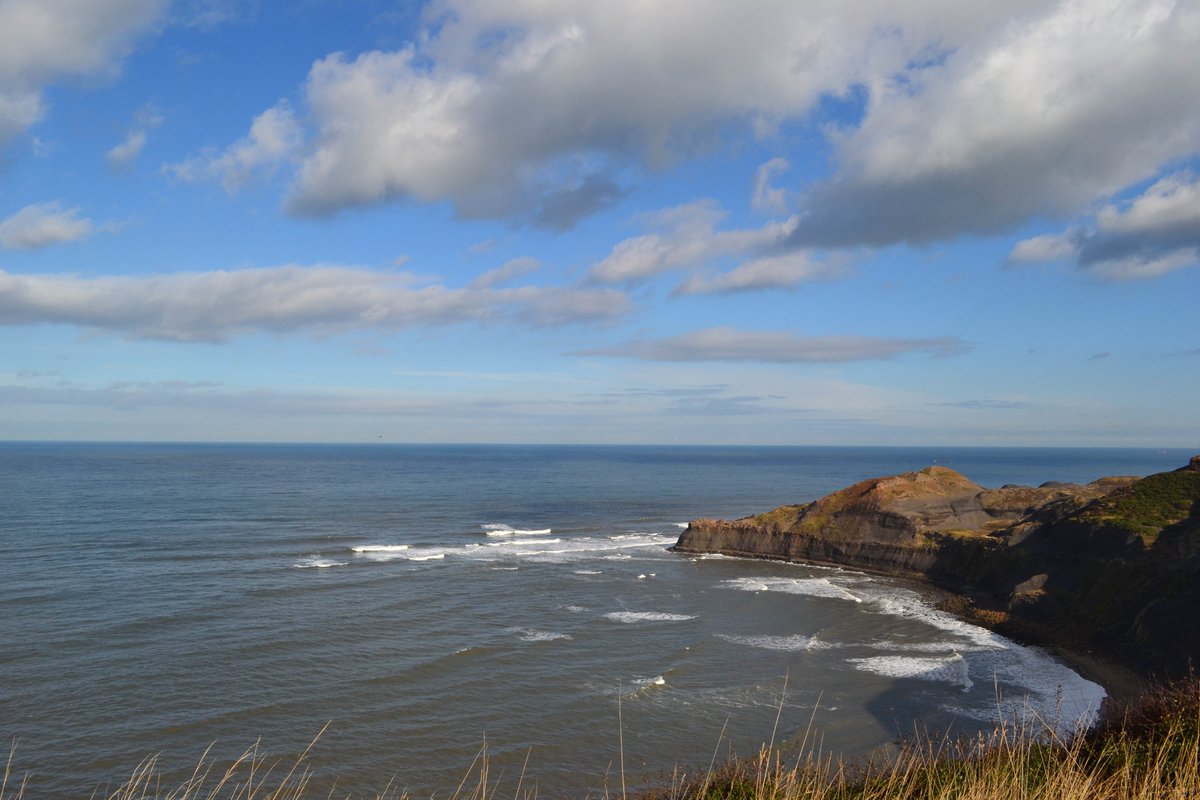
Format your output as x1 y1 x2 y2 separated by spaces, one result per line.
721 576 863 603
294 557 348 569
506 627 573 642
715 633 830 652
716 570 1104 732
605 611 696 623
351 544 410 553
482 524 553 536
848 652 973 691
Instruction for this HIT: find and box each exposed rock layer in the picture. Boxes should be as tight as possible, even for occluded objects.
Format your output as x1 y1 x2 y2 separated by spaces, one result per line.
674 460 1200 677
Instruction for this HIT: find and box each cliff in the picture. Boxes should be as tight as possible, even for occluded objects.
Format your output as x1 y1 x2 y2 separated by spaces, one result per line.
674 457 1200 677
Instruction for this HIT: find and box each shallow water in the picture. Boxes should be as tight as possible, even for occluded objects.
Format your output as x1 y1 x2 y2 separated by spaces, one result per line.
1 444 1187 797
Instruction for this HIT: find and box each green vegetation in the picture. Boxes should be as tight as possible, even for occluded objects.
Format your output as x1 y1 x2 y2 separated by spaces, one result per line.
652 678 1200 800
5 680 1198 800
1077 470 1200 543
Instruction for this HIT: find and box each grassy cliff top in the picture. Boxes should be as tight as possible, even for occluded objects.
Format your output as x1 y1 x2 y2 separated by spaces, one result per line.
1075 468 1200 543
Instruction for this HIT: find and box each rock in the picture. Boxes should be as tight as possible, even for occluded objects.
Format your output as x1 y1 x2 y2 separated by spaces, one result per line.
673 459 1200 678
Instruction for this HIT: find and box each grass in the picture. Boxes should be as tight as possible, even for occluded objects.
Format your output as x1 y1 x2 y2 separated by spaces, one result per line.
1076 470 1200 543
4 680 1198 800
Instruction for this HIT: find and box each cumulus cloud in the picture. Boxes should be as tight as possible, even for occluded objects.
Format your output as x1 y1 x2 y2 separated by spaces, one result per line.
470 257 541 288
786 0 1200 248
169 102 302 191
106 106 164 169
579 326 968 363
0 202 94 249
1009 171 1200 279
673 253 846 295
752 158 791 214
0 0 165 142
587 200 803 287
196 0 1055 226
0 264 629 342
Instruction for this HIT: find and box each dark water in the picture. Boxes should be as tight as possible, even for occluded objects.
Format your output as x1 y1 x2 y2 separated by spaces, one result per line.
0 444 1190 797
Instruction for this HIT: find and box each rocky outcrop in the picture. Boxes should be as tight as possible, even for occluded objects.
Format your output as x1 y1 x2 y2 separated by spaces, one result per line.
674 459 1200 677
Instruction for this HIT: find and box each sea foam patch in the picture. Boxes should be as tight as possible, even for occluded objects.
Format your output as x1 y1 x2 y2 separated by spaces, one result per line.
722 576 863 603
716 633 830 652
483 524 553 536
294 556 348 569
848 653 973 691
506 627 573 642
718 570 1104 733
605 611 696 623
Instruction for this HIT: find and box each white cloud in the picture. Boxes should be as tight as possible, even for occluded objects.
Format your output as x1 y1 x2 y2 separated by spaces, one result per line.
169 102 302 191
588 200 799 285
0 264 629 342
106 106 164 169
0 202 93 249
579 326 968 363
470 257 541 288
673 253 846 295
787 0 1200 247
0 0 165 142
1008 233 1077 265
107 130 147 169
197 0 1051 225
752 157 790 214
1008 171 1200 279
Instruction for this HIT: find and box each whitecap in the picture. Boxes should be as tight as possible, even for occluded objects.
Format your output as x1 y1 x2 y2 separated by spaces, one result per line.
482 524 553 536
605 611 696 623
506 627 573 642
721 576 863 602
294 557 348 569
848 653 973 691
351 544 410 553
716 633 830 652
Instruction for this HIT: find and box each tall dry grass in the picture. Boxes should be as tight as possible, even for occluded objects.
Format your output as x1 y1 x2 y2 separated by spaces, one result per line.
3 680 1197 800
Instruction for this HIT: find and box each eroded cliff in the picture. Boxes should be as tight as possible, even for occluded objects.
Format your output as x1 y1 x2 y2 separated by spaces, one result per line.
674 457 1200 676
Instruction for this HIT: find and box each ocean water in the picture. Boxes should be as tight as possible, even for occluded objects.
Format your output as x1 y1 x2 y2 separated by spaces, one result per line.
0 444 1192 798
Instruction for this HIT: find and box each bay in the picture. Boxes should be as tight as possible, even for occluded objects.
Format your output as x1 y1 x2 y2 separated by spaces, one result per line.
0 444 1189 797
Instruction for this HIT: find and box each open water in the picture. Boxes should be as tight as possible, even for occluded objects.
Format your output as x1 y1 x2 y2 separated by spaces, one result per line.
1 444 1192 797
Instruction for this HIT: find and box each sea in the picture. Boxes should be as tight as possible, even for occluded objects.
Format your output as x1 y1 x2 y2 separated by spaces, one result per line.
1 444 1193 798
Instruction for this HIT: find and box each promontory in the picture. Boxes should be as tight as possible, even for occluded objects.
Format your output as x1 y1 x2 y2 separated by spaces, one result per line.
673 456 1200 679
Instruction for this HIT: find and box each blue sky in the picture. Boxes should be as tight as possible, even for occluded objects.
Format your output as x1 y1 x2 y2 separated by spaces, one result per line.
1 0 1197 445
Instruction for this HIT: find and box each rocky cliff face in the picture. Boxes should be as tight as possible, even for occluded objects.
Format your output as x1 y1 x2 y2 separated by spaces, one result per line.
674 459 1200 676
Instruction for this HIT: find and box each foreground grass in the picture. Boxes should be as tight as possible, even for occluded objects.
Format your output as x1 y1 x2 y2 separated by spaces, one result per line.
4 680 1198 800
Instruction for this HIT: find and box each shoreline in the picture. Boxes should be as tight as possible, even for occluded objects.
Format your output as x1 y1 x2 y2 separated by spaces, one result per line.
678 545 1147 720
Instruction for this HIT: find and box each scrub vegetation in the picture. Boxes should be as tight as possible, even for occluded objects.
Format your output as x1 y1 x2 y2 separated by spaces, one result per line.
3 679 1198 800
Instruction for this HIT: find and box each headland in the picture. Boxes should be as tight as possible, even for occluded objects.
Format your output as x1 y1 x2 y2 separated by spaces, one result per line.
673 455 1200 697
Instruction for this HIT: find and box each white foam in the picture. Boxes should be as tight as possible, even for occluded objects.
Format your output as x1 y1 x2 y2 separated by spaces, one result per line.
717 571 1104 733
721 576 863 603
716 633 830 652
848 652 974 691
674 522 689 528
605 611 696 623
408 552 445 561
483 524 553 536
563 605 586 612
294 557 348 569
506 627 572 642
573 570 602 575
351 544 410 553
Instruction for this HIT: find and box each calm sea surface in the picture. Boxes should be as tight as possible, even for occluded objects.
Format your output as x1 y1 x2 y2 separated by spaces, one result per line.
0 444 1192 797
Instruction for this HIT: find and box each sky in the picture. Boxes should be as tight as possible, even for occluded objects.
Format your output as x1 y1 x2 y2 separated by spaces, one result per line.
0 0 1198 446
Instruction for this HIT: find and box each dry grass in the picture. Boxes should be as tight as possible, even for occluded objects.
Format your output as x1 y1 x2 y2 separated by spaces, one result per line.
3 681 1197 800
